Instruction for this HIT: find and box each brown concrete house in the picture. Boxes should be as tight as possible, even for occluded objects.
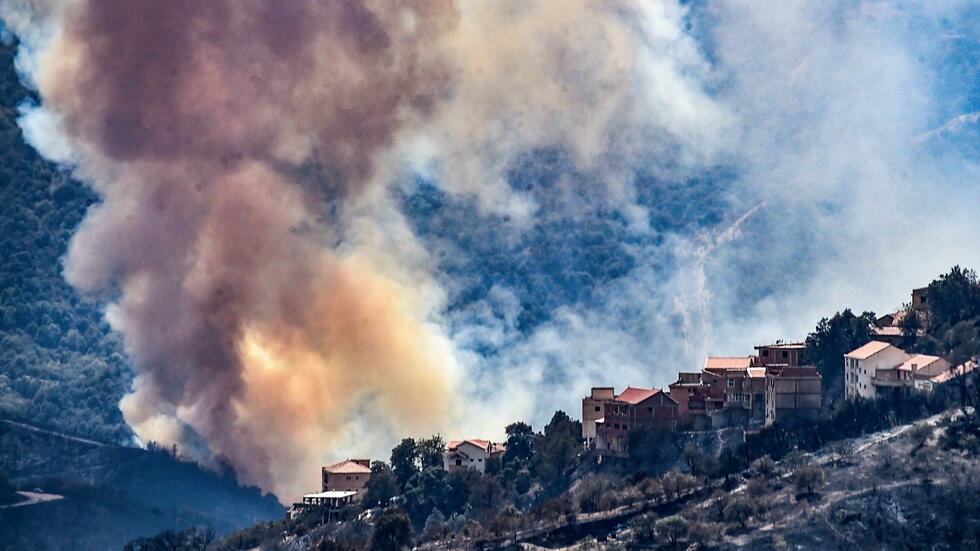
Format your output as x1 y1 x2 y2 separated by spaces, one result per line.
764 365 822 426
596 387 677 455
322 459 372 497
582 387 615 446
754 342 806 368
668 372 722 430
703 357 767 426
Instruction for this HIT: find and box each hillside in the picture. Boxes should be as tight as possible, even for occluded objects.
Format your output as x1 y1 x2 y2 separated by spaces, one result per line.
241 409 977 551
0 38 131 444
0 418 284 551
538 408 980 550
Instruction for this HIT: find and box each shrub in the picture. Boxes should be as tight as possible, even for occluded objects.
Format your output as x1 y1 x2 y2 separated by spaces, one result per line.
723 496 753 528
749 455 778 479
655 515 689 546
792 465 825 496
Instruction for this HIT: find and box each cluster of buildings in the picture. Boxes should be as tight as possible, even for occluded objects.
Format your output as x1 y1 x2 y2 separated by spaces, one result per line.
582 341 822 455
288 441 508 519
847 286 977 399
844 341 976 399
287 287 978 514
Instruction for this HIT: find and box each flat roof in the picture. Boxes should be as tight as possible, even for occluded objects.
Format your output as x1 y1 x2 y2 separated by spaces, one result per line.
304 490 357 499
754 342 805 349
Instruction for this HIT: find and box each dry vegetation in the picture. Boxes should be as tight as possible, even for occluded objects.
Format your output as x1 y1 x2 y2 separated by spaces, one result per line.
527 409 980 551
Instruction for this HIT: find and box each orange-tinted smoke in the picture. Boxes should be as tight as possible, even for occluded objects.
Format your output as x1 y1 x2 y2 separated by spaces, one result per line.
36 0 458 501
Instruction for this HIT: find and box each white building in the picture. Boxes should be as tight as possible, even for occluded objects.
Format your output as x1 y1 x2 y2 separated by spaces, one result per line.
444 439 505 474
844 341 951 400
844 341 911 399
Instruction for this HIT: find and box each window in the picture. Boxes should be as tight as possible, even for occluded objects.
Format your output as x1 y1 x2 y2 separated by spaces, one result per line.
727 379 735 388
782 350 788 358
648 407 654 413
455 459 462 466
762 350 769 357
595 406 601 412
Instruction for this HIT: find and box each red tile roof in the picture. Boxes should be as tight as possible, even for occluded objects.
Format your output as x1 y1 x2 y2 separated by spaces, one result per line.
929 361 976 384
897 354 943 372
324 459 372 474
448 439 491 451
844 341 893 360
615 386 663 404
705 356 754 369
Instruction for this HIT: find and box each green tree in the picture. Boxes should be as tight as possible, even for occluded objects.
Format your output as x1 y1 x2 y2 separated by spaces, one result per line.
792 465 825 496
683 443 701 474
362 461 398 508
503 421 534 469
370 508 413 551
390 438 419 491
805 309 876 408
416 435 446 471
389 435 445 492
421 508 447 541
926 266 980 332
466 473 506 518
655 515 689 547
898 304 923 348
530 411 581 495
723 495 753 528
749 455 778 479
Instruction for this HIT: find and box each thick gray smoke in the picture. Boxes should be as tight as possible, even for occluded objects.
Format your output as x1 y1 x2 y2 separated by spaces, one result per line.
2 0 978 502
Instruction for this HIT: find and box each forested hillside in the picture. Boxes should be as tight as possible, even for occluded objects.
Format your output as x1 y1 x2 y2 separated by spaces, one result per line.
0 39 130 443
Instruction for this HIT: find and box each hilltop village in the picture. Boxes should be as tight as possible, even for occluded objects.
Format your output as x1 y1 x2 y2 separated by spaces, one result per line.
288 285 978 521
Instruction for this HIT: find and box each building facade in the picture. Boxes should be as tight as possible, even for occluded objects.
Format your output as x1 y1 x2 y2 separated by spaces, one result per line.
703 357 767 426
844 341 911 399
322 459 372 497
754 342 806 368
764 366 822 426
444 439 505 474
668 372 720 430
596 387 677 455
582 387 615 446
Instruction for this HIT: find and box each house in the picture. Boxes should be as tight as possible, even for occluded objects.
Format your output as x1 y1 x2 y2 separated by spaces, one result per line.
844 341 952 400
582 387 616 446
912 287 929 312
916 359 978 393
595 387 678 455
844 341 910 399
444 439 505 474
287 490 358 522
765 366 822 426
872 310 925 346
668 372 720 430
322 459 372 497
754 342 806 368
703 357 767 426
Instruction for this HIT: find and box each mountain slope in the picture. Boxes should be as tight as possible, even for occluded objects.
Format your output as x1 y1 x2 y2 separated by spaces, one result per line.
0 418 284 551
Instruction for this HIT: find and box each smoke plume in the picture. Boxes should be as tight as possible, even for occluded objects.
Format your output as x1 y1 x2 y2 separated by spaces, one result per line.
3 0 464 500
3 0 979 502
